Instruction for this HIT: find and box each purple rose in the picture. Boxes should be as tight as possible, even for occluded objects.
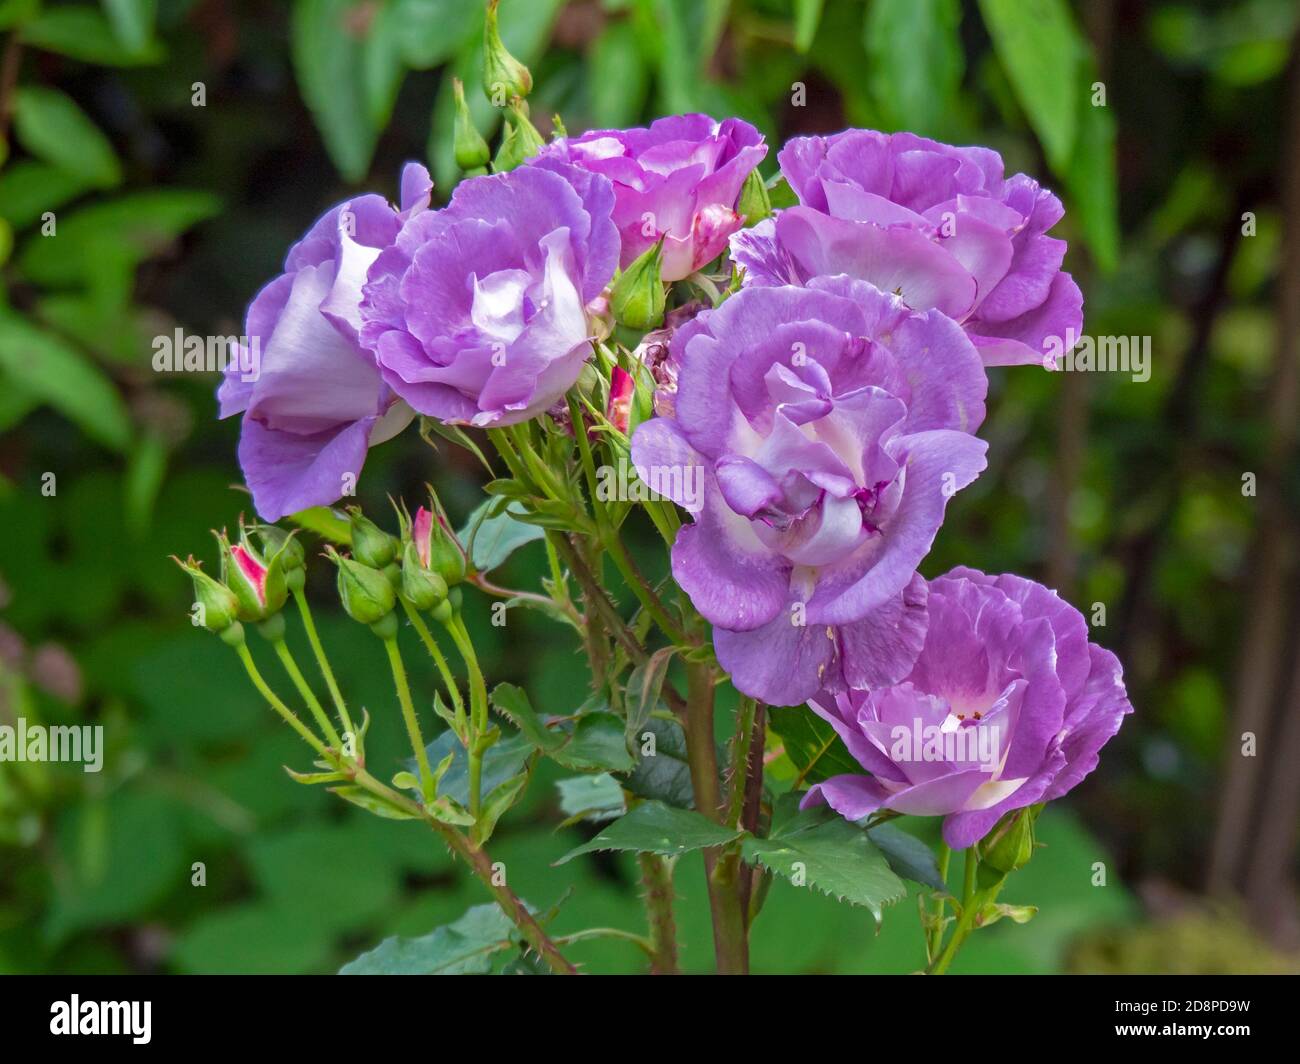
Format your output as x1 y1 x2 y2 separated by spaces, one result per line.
731 130 1083 367
802 567 1133 848
359 161 619 427
630 277 988 706
537 114 766 282
218 163 432 521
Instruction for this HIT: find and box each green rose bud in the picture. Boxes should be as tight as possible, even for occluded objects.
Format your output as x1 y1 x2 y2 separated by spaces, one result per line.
347 507 399 569
610 239 666 330
174 555 240 634
452 77 491 171
401 539 448 611
429 524 467 587
249 522 304 570
977 806 1038 887
737 168 772 226
327 547 396 626
493 104 546 171
412 504 467 587
483 0 532 105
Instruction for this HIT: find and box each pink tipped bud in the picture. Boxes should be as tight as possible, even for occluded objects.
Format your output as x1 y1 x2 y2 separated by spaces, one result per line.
230 544 268 608
413 506 434 569
607 366 635 435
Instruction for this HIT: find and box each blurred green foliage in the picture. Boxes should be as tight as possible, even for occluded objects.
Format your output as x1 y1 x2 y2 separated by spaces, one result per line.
1 0 1296 973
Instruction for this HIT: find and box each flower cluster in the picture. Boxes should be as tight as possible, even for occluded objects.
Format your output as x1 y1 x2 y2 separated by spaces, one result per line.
220 107 1129 848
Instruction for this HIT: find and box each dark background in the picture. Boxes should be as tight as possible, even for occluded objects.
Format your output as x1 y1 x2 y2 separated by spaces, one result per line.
1 0 1298 973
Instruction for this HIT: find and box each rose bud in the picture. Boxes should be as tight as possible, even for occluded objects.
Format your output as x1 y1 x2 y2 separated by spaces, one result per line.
401 538 449 612
217 529 289 622
174 556 242 641
610 239 667 330
326 547 396 627
347 507 399 569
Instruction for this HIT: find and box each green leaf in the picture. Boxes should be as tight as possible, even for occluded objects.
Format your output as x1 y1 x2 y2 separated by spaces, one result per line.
36 293 157 364
491 682 564 753
624 646 677 746
472 773 530 844
979 901 1038 927
1063 62 1119 272
425 795 476 826
793 0 825 53
0 0 39 33
124 432 167 535
102 0 157 53
555 800 742 864
13 87 121 187
18 190 220 287
414 728 534 809
420 415 495 475
557 712 635 773
977 0 1081 169
391 0 477 69
0 161 94 229
741 817 906 920
291 0 393 182
769 704 859 785
556 773 626 825
175 903 330 975
590 20 649 127
23 6 163 65
330 785 418 820
489 685 630 771
47 792 184 941
765 175 797 210
0 376 37 432
0 310 131 450
622 715 694 808
459 498 546 573
288 505 352 544
866 822 946 891
864 0 964 136
247 823 402 931
340 903 515 974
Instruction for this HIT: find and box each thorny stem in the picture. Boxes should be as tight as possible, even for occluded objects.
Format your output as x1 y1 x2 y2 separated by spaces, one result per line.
443 610 489 816
271 637 343 752
383 635 435 800
399 596 467 728
724 696 759 828
358 762 577 974
929 847 997 975
232 641 333 762
604 531 689 645
929 841 952 961
551 532 648 666
567 391 689 646
292 588 355 742
234 642 577 974
638 853 679 974
682 661 748 974
445 612 488 734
